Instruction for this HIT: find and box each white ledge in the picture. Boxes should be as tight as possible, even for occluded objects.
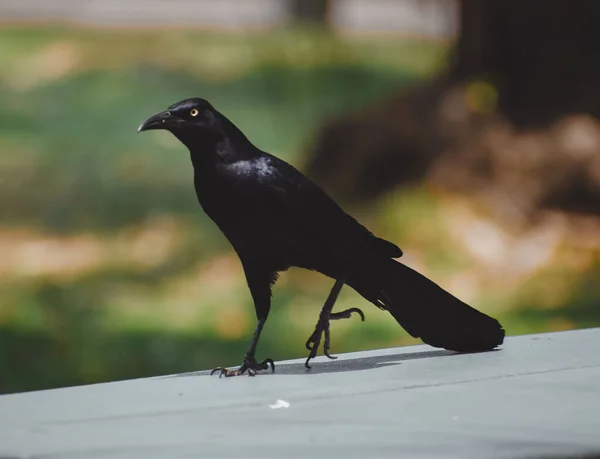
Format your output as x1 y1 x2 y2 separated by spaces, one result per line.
1 328 600 458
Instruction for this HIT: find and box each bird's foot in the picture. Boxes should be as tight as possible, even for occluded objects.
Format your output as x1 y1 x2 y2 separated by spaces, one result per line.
304 307 365 369
210 357 275 378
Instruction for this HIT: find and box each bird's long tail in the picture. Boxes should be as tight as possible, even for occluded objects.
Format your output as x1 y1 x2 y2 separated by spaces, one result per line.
371 259 505 352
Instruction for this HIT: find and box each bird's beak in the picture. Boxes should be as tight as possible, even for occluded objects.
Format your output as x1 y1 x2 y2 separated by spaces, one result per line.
137 110 180 133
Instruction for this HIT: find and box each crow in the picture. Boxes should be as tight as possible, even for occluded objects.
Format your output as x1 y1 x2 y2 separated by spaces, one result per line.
138 98 505 376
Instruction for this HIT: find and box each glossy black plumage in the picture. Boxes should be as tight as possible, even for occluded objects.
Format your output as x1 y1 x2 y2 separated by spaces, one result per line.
138 98 505 376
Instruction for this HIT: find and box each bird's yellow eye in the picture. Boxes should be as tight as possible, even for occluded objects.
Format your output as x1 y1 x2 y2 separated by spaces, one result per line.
190 108 199 117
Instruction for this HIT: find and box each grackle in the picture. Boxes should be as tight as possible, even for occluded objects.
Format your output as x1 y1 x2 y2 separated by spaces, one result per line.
138 98 505 377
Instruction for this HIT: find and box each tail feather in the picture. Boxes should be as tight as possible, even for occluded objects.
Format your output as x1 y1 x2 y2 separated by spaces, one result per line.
376 259 505 352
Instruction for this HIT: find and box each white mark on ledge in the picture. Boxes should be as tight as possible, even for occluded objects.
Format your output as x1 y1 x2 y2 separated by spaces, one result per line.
269 399 290 409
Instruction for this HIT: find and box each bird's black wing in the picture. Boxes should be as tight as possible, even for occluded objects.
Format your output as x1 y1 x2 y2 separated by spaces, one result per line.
229 153 402 260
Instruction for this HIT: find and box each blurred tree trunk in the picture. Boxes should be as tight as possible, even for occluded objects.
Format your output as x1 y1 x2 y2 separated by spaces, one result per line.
290 0 329 25
452 0 600 127
306 0 600 220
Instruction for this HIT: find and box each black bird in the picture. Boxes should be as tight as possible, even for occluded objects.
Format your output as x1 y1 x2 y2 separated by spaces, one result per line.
138 98 505 376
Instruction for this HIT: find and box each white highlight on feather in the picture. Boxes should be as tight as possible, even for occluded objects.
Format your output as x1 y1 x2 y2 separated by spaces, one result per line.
230 157 274 180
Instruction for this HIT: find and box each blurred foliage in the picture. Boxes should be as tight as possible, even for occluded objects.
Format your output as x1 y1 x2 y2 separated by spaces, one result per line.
1 26 599 394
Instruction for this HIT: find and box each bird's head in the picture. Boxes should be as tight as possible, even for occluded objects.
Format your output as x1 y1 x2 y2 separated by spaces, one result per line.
137 97 218 133
139 97 255 160
138 97 227 148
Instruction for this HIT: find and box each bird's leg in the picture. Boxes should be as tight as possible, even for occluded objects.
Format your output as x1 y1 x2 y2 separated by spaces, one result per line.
211 266 275 378
304 277 365 369
211 318 275 377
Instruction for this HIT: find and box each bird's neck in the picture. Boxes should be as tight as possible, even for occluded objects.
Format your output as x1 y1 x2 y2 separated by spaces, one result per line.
171 129 218 153
178 121 260 167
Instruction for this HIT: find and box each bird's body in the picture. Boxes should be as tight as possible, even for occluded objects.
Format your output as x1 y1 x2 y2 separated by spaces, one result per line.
186 110 400 284
195 152 395 277
139 98 505 375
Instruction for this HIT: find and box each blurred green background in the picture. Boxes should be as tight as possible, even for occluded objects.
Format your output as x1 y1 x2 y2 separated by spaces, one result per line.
1 1 599 394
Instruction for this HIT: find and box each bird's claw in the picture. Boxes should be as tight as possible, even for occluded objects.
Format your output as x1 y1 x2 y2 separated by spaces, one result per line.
304 307 365 369
210 357 275 378
330 307 365 322
323 347 338 360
